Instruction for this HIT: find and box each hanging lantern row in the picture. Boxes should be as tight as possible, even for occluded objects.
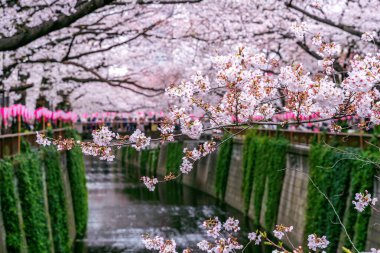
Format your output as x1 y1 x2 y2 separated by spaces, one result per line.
0 104 78 126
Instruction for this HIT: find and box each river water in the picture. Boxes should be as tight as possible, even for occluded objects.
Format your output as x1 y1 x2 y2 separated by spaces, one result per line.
73 158 265 253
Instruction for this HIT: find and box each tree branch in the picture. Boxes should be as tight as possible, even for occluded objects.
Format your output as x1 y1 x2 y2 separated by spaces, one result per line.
285 1 380 47
0 0 203 51
0 84 34 93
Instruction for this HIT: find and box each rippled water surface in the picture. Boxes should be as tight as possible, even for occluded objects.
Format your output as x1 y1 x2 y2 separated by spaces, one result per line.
73 158 263 253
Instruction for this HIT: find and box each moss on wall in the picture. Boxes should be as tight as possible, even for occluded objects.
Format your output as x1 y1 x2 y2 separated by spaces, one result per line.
121 147 127 168
0 129 87 252
150 149 160 177
215 135 234 200
42 146 70 253
14 152 51 253
140 149 150 175
242 131 257 214
0 160 23 253
305 144 376 252
344 150 376 251
241 131 288 229
264 138 288 229
166 142 183 175
65 129 88 238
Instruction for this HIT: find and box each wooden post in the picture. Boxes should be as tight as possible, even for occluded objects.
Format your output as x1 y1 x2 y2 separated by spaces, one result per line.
17 114 21 154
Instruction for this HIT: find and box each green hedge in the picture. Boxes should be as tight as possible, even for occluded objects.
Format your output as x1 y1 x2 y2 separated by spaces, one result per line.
166 142 183 174
42 146 70 253
0 160 23 252
215 135 234 200
14 152 51 253
305 144 376 253
65 129 88 238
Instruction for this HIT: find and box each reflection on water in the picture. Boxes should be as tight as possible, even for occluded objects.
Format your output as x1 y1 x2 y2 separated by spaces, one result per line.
73 158 266 253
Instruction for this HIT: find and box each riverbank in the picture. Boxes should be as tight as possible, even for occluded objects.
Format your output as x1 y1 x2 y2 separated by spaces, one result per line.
123 132 380 252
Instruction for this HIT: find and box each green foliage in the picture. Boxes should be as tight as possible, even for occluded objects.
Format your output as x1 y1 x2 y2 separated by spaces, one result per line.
0 160 23 253
252 137 269 222
65 129 88 238
343 150 376 251
244 133 288 227
14 152 51 253
147 148 160 177
42 146 70 253
305 144 332 238
166 142 183 174
242 131 257 214
215 135 233 200
140 149 150 175
126 146 138 171
121 147 127 168
140 148 160 176
305 144 376 253
264 138 288 229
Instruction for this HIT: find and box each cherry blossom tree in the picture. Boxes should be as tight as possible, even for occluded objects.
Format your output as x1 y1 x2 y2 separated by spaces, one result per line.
1 0 379 113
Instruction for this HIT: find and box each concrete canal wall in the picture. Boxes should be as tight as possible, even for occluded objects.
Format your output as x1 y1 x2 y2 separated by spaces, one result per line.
149 137 380 251
0 133 87 253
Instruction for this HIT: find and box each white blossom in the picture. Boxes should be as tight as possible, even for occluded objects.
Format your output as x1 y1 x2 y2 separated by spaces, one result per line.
248 232 262 245
307 234 329 251
36 132 51 146
141 176 159 191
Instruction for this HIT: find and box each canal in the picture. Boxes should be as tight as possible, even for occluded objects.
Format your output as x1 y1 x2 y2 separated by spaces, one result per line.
73 158 265 253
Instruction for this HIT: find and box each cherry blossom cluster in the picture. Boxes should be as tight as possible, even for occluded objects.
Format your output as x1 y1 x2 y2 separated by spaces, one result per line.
129 129 151 151
92 126 117 147
165 45 379 134
143 217 331 253
198 217 243 252
36 132 51 147
141 176 159 192
157 119 175 142
180 141 216 174
273 224 293 240
167 107 203 139
290 22 309 40
307 234 330 251
247 232 261 245
352 190 378 212
142 235 177 253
